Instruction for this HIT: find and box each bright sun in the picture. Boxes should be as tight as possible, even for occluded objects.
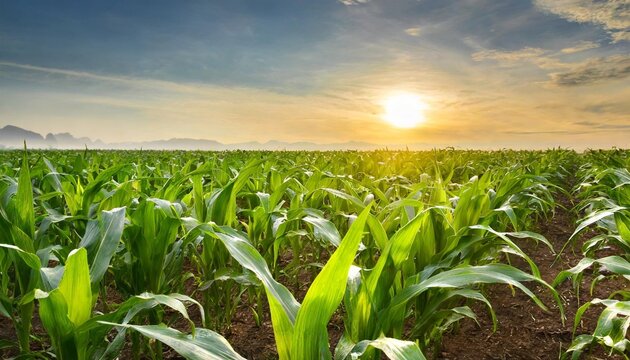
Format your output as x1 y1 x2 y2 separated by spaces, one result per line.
382 92 428 128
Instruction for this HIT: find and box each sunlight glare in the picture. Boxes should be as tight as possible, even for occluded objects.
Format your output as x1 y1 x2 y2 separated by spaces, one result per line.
382 92 428 128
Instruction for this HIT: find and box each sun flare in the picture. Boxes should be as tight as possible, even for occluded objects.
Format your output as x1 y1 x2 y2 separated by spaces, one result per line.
382 93 428 129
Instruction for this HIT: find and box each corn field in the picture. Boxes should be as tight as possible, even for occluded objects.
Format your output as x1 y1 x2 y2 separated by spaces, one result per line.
0 149 627 359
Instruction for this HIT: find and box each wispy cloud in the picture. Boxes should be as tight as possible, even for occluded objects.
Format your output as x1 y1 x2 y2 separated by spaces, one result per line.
0 61 298 99
404 27 421 37
471 47 565 69
472 45 630 87
503 130 589 135
549 54 630 86
560 40 600 54
0 61 211 95
472 47 546 62
338 0 369 6
574 120 630 130
533 0 630 42
580 101 630 114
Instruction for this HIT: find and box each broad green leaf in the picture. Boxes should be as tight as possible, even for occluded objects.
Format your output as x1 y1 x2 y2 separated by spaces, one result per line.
187 221 299 359
291 203 372 359
349 211 426 341
614 211 630 244
211 226 300 322
570 207 625 241
58 248 92 326
99 323 246 360
388 264 559 323
303 215 342 248
318 188 366 209
82 164 128 213
36 289 75 353
554 256 630 287
209 160 261 226
0 243 41 270
469 225 549 278
79 207 126 285
335 336 426 360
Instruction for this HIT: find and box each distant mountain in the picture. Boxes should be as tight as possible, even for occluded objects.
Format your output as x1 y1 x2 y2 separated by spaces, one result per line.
0 125 101 149
0 125 45 147
0 124 430 150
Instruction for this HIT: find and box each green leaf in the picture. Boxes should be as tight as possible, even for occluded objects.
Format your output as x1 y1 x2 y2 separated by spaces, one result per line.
16 149 35 239
79 207 126 286
211 226 300 323
209 160 261 226
318 188 366 209
614 211 630 244
291 203 372 359
302 215 342 248
210 225 299 359
82 164 128 213
336 336 426 360
58 248 92 326
570 207 625 241
388 264 559 324
349 211 426 341
0 243 41 271
99 323 246 360
36 289 75 352
469 225 550 278
554 256 630 287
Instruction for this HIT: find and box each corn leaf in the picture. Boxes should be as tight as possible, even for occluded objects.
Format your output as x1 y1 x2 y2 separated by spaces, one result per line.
290 203 372 359
336 336 426 360
58 248 92 326
79 207 126 286
100 323 246 360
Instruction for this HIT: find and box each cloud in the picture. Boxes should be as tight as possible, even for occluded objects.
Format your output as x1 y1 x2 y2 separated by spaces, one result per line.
533 0 630 43
472 47 545 62
471 47 565 69
472 46 629 87
574 120 630 130
549 54 630 86
560 40 600 54
338 0 369 5
580 101 630 114
611 31 630 42
0 61 210 95
404 27 421 37
503 130 586 135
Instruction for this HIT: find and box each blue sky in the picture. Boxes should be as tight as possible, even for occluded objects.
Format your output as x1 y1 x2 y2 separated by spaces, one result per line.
0 0 628 148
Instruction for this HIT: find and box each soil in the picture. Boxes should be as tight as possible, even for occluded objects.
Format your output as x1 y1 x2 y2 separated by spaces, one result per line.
1 180 628 359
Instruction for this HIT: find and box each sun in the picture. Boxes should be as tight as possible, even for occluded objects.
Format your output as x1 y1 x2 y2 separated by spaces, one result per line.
382 92 428 128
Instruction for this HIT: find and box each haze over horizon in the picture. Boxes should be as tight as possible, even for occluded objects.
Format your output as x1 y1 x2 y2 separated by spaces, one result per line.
1 0 629 149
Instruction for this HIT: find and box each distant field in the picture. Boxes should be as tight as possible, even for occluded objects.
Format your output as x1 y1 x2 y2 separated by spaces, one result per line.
0 149 627 359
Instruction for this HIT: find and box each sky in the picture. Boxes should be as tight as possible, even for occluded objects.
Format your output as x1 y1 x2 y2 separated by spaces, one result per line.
0 0 629 149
